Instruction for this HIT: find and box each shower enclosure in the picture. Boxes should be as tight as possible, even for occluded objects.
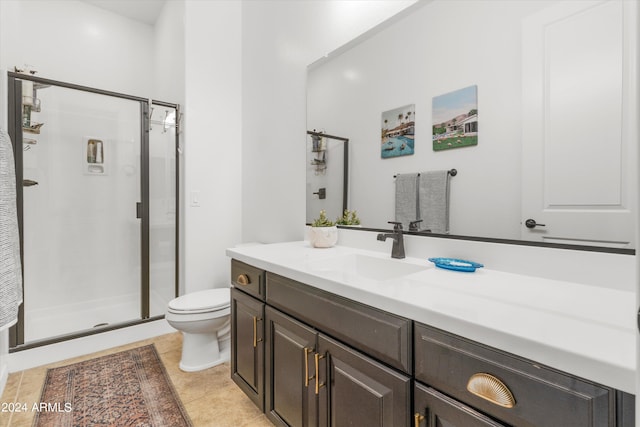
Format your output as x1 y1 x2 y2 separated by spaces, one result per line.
7 72 179 348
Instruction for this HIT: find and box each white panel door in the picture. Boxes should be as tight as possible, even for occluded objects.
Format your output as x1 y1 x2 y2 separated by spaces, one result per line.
521 0 637 248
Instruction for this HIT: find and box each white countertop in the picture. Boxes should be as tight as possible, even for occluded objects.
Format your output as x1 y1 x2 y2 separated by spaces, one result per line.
226 241 636 394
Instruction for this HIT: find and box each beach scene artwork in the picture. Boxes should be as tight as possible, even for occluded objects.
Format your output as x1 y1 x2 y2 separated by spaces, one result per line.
381 104 415 159
432 85 478 151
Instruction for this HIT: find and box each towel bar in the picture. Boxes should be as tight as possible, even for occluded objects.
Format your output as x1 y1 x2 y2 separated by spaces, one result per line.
394 169 457 178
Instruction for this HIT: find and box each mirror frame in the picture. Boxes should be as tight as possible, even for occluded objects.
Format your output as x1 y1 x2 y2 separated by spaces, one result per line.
337 225 635 255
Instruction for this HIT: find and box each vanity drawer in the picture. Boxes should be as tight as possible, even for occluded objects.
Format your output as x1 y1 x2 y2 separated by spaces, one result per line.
231 259 265 300
414 323 613 427
266 272 412 374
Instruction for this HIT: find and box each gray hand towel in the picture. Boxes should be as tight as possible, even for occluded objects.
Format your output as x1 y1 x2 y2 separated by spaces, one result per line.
0 127 23 330
395 173 419 229
418 170 450 234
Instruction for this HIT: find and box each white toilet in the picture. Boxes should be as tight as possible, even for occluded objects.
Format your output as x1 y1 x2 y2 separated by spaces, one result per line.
166 288 231 372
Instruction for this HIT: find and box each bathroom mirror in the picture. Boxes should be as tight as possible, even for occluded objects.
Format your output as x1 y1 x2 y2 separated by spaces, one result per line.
306 0 637 251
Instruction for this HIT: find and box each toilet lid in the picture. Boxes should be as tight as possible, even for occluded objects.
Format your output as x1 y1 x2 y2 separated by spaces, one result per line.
168 288 230 312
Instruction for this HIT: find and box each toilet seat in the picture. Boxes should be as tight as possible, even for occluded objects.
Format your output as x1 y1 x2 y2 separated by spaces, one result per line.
168 288 230 314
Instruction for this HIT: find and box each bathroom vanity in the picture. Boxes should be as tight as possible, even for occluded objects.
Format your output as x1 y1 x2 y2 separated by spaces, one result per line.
227 241 635 427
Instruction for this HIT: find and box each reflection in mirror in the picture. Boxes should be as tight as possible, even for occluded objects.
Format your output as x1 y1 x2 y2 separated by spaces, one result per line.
306 131 349 225
307 0 637 250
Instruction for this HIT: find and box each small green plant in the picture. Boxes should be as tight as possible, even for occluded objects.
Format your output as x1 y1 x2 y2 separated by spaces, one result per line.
336 209 361 226
312 210 335 227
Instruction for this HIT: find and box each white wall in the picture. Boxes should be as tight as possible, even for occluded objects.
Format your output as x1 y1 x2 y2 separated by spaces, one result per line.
241 0 417 244
0 0 154 96
153 1 185 105
182 0 242 293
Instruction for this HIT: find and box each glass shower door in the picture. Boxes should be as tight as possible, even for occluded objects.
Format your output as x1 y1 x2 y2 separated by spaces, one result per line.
19 82 144 343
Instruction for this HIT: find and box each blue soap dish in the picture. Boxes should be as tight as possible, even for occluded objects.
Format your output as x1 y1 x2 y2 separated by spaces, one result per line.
428 257 484 272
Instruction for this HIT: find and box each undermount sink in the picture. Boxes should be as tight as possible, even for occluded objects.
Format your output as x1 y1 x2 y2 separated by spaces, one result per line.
308 253 427 281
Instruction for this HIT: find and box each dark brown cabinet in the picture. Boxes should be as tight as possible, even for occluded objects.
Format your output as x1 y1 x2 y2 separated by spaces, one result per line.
231 287 265 411
265 306 411 427
230 259 635 427
414 383 506 427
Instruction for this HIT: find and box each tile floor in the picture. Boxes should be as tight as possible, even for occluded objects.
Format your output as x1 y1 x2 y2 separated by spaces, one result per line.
0 332 273 427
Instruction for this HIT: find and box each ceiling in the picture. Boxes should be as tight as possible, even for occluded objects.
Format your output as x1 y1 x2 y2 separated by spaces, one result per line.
82 0 167 25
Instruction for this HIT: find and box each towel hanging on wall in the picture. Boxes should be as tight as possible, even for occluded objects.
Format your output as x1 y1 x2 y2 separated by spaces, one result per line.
418 170 450 234
0 127 23 330
394 173 419 229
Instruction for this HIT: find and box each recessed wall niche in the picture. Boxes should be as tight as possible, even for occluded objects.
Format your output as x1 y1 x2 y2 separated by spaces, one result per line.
84 137 107 175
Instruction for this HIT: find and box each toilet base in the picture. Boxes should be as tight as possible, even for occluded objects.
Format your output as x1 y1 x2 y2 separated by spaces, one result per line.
179 331 230 372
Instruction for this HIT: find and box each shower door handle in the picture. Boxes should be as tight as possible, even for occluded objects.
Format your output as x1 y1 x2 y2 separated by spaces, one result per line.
136 202 143 219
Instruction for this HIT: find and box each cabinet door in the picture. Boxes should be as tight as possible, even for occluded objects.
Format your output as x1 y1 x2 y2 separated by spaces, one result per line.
414 383 506 427
265 307 318 427
317 334 410 427
231 287 264 411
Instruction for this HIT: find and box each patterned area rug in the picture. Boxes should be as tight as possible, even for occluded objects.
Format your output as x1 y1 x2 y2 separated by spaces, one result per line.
33 344 192 427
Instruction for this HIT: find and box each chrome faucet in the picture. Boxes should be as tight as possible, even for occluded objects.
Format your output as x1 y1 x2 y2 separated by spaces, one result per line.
377 221 405 259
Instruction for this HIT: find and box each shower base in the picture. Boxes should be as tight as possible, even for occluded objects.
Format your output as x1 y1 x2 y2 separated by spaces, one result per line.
24 293 140 343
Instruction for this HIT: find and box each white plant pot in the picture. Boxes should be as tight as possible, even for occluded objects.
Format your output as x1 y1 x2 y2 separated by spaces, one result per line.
309 226 338 248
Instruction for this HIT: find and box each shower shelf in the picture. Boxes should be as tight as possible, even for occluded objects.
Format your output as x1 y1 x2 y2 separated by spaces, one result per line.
23 96 41 112
21 82 48 112
23 138 37 145
23 123 44 134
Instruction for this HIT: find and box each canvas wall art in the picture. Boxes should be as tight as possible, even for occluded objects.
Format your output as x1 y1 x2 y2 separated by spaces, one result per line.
432 85 478 151
381 104 415 159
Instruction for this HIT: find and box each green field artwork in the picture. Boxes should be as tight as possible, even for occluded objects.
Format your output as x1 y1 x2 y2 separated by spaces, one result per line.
432 85 478 151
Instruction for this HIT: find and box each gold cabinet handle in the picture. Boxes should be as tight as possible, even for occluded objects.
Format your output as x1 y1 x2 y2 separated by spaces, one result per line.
414 413 425 427
314 353 326 395
304 347 314 387
252 316 262 348
466 373 516 408
237 274 250 285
